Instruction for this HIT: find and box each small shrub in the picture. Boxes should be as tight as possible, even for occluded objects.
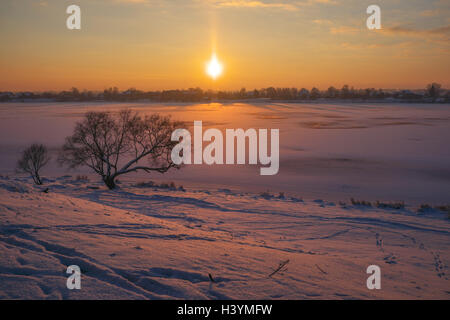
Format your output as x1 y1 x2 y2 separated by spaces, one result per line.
260 191 273 200
76 175 89 182
135 180 181 191
417 204 433 213
290 197 303 203
135 181 155 188
159 183 170 189
417 204 450 219
350 198 372 207
435 205 450 214
375 201 405 210
435 205 450 219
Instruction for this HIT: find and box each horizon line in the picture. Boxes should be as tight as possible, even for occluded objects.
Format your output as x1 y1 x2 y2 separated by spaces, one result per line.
1 84 447 93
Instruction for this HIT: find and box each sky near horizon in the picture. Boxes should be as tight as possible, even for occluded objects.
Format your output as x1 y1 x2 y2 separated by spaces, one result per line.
0 0 449 91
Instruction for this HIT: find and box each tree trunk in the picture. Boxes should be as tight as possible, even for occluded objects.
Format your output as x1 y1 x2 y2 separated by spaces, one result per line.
35 173 42 185
31 173 42 185
103 176 116 190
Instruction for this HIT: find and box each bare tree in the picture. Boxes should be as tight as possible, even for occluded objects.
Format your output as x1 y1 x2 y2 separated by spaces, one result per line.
58 110 181 189
17 144 50 185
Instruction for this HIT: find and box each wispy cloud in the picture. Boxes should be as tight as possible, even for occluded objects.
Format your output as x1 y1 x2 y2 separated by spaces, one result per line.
340 41 416 50
32 1 48 7
313 19 333 25
382 25 450 39
210 1 299 11
297 0 339 6
110 0 171 8
113 0 150 3
330 26 359 34
420 9 441 17
327 23 450 42
203 0 338 11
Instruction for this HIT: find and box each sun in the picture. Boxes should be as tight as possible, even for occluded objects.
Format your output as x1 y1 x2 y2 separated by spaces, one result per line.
206 53 223 80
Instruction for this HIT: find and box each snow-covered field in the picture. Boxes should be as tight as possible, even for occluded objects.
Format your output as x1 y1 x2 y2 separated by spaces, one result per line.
0 176 449 299
0 102 449 299
1 102 450 204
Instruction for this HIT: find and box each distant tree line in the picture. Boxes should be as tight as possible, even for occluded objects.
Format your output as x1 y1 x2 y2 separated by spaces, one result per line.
1 83 447 103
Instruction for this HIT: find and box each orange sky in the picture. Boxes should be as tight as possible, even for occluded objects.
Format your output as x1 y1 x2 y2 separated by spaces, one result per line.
0 0 449 91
